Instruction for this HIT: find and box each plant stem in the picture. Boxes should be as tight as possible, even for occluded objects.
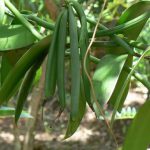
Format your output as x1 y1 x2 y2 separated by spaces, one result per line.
26 15 55 31
123 37 149 50
4 0 43 40
88 12 150 37
87 17 134 55
92 41 117 47
65 51 100 65
5 10 55 31
92 40 149 50
133 72 150 90
6 10 148 52
25 15 149 52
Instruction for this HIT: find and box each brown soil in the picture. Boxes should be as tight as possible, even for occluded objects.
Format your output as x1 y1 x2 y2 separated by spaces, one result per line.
0 86 148 150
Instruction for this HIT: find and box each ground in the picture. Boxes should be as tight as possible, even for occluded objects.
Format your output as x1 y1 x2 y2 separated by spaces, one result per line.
0 85 148 150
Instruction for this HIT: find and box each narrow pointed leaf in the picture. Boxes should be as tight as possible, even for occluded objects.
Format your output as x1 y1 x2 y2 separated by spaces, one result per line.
15 55 45 123
0 35 50 104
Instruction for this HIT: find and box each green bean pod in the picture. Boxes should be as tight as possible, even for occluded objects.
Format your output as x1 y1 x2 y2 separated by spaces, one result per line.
0 35 50 104
68 5 80 120
45 10 64 98
15 54 46 124
71 1 92 108
65 76 86 138
57 9 68 111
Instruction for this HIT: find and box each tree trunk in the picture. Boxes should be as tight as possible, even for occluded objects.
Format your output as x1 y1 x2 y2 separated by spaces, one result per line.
14 125 22 150
44 0 65 20
22 61 46 150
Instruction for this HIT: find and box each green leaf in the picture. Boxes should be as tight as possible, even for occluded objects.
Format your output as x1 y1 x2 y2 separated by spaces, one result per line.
111 47 150 125
0 35 50 104
0 56 12 86
98 107 137 120
0 54 22 99
0 25 36 87
93 54 128 105
106 1 150 55
0 25 36 51
1 47 28 85
109 55 133 110
20 111 32 119
108 1 150 111
0 106 32 118
0 0 5 24
90 12 150 37
118 1 150 40
15 55 45 124
123 100 150 150
0 106 14 116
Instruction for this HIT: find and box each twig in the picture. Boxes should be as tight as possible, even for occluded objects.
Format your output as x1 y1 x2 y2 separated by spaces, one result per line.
83 0 118 148
4 0 43 40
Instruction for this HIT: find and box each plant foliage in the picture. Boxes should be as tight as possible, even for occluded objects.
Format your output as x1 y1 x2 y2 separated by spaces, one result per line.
0 0 150 148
